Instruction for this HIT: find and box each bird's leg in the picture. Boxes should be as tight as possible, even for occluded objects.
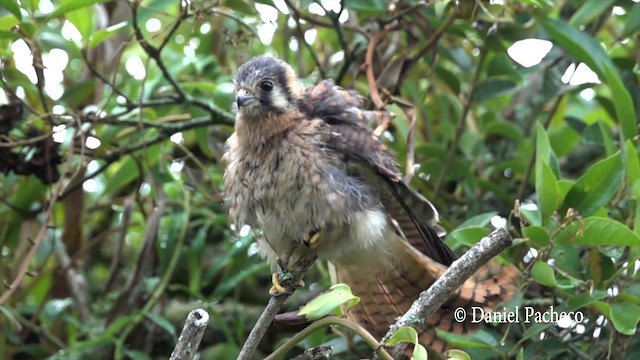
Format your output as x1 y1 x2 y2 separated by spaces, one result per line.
269 240 305 296
302 228 322 250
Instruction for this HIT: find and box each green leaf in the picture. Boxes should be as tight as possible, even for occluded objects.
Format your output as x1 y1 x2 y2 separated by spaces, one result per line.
447 349 471 360
0 14 20 31
0 0 22 19
569 0 616 27
541 19 637 140
484 121 523 141
623 4 640 37
48 0 112 18
626 140 640 194
65 0 93 40
557 217 640 246
0 30 19 39
298 284 360 320
593 302 640 336
535 124 559 224
88 21 128 49
531 261 557 287
473 78 517 102
523 226 549 247
561 151 623 217
536 161 559 224
385 327 428 360
456 212 497 228
435 329 493 349
447 227 490 247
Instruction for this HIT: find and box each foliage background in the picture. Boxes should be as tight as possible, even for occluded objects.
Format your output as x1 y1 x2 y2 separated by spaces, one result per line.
0 0 639 359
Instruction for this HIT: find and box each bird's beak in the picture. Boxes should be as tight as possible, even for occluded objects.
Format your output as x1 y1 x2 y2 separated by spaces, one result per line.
236 89 255 107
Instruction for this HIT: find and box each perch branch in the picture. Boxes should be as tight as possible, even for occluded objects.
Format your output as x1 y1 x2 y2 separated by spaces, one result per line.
374 227 514 359
237 252 318 360
170 308 210 360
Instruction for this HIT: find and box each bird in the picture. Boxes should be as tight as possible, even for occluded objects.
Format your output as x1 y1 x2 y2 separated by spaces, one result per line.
223 55 520 353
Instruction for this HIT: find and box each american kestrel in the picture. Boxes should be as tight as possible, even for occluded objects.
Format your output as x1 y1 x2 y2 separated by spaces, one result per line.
223 56 519 352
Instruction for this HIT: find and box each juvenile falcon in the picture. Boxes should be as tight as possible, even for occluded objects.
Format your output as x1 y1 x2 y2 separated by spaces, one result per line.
223 55 519 351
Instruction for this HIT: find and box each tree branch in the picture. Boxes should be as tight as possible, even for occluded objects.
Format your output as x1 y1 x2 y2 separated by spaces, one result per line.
170 309 210 360
237 252 318 360
374 227 514 359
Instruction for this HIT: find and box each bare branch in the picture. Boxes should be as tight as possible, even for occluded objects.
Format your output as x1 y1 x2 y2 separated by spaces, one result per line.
374 228 514 359
237 252 318 360
170 309 210 360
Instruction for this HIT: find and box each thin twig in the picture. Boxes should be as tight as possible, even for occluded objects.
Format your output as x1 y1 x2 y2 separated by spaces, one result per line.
265 316 393 360
237 252 318 360
373 228 514 359
365 22 401 109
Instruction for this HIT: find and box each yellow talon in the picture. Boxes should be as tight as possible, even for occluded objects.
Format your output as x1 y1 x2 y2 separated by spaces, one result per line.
269 272 305 296
304 230 321 249
269 272 287 296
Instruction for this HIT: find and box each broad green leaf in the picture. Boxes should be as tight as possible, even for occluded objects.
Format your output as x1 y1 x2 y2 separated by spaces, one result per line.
0 14 20 31
531 261 557 287
561 151 623 217
65 0 93 39
623 4 640 37
88 21 128 49
557 217 640 246
535 123 552 165
487 54 519 78
0 0 22 19
541 19 636 140
299 284 360 320
48 0 112 18
519 205 541 227
385 327 428 360
552 245 582 278
593 302 640 335
569 0 616 27
536 161 559 225
485 121 524 140
0 30 19 39
447 227 490 247
457 212 498 228
474 78 518 102
523 226 549 247
535 124 559 224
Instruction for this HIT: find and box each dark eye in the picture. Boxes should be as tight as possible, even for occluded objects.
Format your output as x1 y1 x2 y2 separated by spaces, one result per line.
260 80 273 92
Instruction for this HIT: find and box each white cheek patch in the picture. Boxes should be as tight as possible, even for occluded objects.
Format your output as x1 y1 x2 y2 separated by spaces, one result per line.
270 87 290 110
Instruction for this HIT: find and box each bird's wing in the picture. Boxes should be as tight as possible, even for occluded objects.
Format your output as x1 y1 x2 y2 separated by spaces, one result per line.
303 79 456 265
307 81 519 352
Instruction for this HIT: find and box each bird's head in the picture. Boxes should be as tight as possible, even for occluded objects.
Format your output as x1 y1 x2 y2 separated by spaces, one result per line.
233 56 304 119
